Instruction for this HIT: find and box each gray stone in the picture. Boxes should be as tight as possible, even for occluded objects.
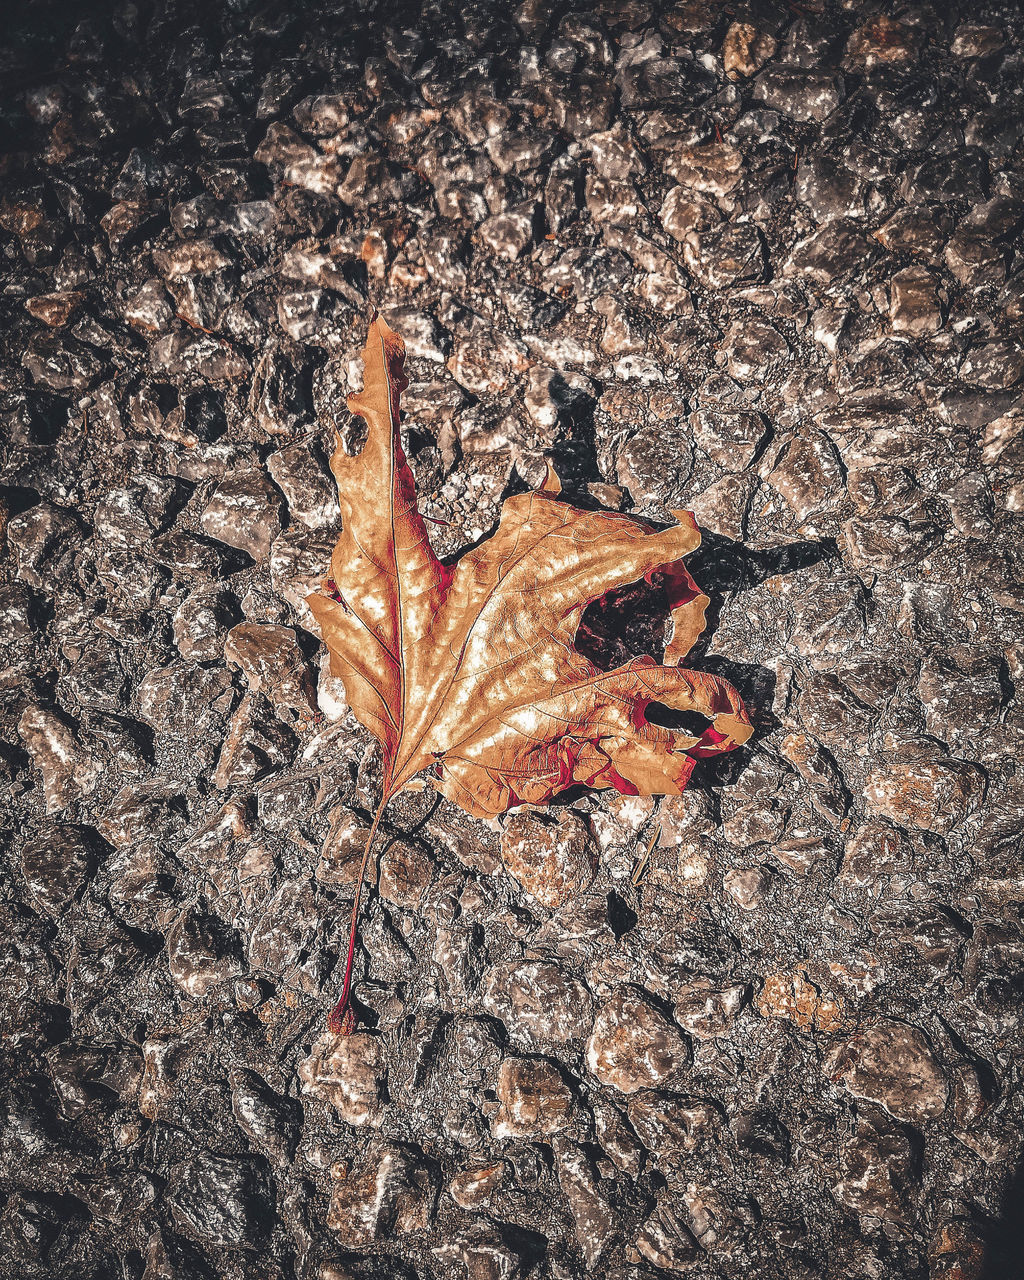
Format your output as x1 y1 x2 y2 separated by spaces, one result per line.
172 587 240 662
616 420 693 507
481 960 594 1043
682 222 765 289
269 526 336 632
166 1153 271 1249
266 441 340 530
200 469 283 559
229 1069 300 1167
690 409 767 470
166 909 244 998
754 68 842 121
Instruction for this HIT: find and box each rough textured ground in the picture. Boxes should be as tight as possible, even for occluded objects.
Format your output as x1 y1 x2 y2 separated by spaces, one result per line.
2 2 1023 1278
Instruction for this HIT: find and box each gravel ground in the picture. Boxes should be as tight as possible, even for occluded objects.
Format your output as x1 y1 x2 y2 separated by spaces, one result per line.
2 2 1023 1278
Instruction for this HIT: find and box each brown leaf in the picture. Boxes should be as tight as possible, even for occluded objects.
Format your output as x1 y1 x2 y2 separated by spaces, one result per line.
308 314 753 1030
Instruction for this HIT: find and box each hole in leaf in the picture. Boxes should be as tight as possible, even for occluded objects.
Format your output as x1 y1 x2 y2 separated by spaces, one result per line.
643 703 713 736
577 575 671 672
339 412 368 455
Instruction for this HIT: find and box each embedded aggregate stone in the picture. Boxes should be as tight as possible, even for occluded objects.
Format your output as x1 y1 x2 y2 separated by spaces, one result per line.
491 1058 574 1140
831 1115 919 1222
2 3 1023 1278
327 1142 439 1248
480 960 594 1045
19 826 95 917
200 468 284 559
171 586 240 662
17 706 103 813
165 908 245 999
586 987 690 1094
165 1153 272 1249
864 759 986 833
223 621 318 724
297 1033 386 1129
499 808 595 909
828 1020 949 1124
672 977 747 1039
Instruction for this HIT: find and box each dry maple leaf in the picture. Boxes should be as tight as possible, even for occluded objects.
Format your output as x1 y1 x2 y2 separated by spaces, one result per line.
309 313 753 1032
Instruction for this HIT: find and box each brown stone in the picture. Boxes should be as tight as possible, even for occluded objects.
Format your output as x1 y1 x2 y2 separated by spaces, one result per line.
449 1163 504 1210
838 821 910 888
491 1057 573 1138
152 239 231 277
19 826 93 917
327 1142 437 1247
722 21 776 78
627 1095 721 1159
833 1115 917 1221
827 1020 948 1123
25 290 84 327
660 187 720 242
756 968 847 1033
889 266 942 336
500 808 595 909
18 705 102 814
769 432 844 525
586 987 690 1093
223 622 317 724
689 473 757 541
632 1205 700 1273
659 143 743 198
212 693 295 790
864 759 985 833
846 16 919 67
378 839 433 908
928 1218 987 1280
553 1138 621 1268
297 1033 385 1127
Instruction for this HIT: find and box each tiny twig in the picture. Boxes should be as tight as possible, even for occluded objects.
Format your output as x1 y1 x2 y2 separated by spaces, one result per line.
631 801 664 886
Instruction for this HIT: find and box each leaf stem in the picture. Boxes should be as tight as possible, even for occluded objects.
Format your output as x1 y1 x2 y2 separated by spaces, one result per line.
327 789 391 1035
